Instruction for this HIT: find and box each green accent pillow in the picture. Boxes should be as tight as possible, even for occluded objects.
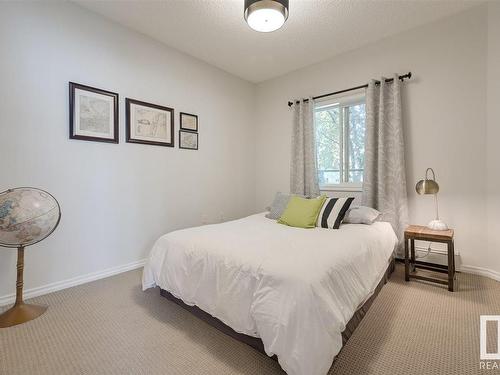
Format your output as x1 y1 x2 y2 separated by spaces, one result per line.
278 195 327 228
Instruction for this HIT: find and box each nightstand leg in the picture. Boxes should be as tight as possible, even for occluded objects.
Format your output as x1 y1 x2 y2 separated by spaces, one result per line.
405 236 410 281
448 240 454 292
410 238 416 272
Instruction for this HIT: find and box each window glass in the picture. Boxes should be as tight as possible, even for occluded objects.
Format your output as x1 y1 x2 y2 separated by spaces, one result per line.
314 95 366 189
347 103 365 183
315 106 341 185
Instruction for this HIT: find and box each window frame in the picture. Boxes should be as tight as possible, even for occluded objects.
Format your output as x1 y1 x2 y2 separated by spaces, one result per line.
314 92 366 192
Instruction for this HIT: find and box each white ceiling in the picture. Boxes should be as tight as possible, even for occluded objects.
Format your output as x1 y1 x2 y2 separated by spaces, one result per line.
75 0 481 83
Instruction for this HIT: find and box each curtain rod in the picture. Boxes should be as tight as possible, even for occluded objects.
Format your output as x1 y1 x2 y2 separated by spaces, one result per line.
287 72 412 107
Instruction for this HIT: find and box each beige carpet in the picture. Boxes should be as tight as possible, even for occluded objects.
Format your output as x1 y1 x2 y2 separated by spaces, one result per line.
1 265 499 375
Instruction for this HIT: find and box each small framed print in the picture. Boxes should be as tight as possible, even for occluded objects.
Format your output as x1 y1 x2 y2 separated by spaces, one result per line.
179 130 198 150
69 82 119 143
180 112 198 132
126 98 174 147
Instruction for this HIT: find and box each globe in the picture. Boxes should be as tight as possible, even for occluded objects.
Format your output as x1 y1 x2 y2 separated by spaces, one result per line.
0 187 61 248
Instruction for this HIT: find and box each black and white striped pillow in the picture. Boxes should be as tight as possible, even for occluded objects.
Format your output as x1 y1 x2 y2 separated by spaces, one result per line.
316 197 355 229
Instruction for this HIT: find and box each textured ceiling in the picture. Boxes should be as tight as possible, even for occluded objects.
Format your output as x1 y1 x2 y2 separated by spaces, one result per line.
75 0 481 83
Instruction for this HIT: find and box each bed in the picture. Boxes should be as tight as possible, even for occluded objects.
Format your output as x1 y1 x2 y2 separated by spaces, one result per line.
142 213 397 375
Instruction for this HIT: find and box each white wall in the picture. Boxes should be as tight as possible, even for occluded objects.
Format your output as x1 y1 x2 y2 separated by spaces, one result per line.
486 2 500 276
255 6 492 272
0 3 256 299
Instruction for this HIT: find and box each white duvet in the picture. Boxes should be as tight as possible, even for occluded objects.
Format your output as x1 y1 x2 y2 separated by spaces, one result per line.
143 213 397 375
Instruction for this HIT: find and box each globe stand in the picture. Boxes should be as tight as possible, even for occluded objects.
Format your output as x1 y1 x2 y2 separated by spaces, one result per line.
0 246 47 328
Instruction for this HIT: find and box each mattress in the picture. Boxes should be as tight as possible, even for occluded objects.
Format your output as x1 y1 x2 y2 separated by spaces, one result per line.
143 213 397 375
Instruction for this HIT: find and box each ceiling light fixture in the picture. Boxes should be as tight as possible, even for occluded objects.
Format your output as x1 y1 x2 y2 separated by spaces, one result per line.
244 0 289 33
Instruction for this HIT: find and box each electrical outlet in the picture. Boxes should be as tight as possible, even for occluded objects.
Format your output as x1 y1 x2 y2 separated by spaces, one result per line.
201 214 208 225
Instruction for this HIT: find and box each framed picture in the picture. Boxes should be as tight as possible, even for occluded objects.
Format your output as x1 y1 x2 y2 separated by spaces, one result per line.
69 82 119 143
180 112 198 132
126 98 174 147
179 130 198 150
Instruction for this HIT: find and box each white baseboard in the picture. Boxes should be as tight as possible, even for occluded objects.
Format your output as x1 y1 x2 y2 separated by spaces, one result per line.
0 258 146 307
459 265 500 282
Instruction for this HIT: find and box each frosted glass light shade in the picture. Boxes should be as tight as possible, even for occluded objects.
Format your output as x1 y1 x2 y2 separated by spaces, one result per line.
244 0 289 33
247 8 284 32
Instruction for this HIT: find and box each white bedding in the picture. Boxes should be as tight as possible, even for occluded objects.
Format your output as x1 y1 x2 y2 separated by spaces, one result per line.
143 213 397 375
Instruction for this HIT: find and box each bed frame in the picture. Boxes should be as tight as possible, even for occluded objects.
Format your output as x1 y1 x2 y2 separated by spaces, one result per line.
160 258 395 359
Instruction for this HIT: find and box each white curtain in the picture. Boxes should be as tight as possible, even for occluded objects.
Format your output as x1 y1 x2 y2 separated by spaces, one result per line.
362 76 408 251
290 99 320 197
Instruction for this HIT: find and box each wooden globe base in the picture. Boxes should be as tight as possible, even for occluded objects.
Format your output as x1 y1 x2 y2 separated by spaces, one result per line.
0 246 48 328
0 303 47 328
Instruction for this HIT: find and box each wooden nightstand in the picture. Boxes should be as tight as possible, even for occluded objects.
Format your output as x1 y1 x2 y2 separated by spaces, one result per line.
404 225 455 291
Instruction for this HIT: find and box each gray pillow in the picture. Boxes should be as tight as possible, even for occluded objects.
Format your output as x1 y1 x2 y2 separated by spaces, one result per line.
265 192 306 220
342 206 381 224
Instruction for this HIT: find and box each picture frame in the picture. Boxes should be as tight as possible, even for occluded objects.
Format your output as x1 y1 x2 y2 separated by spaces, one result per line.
126 98 174 147
179 130 199 150
69 82 119 143
180 112 198 132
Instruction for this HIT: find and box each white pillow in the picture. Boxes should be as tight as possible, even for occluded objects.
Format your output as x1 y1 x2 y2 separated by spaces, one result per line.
342 206 381 225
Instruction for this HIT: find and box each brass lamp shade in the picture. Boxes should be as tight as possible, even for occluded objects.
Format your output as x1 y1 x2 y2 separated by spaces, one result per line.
415 179 439 195
416 168 439 195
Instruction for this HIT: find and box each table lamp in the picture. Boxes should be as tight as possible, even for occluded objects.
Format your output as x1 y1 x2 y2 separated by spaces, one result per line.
415 168 448 231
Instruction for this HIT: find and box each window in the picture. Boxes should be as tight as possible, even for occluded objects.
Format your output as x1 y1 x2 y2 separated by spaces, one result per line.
314 93 366 191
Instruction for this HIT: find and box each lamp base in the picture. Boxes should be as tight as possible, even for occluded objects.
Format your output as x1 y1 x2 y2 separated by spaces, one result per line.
0 303 47 328
427 219 448 231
